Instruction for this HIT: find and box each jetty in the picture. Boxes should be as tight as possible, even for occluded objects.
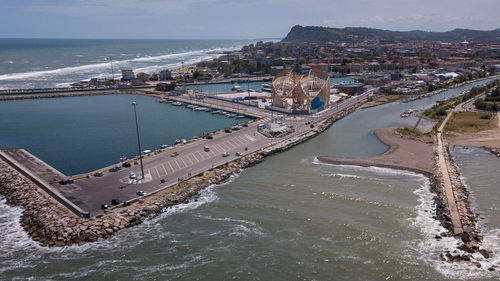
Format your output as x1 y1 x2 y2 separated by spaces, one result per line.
0 87 373 246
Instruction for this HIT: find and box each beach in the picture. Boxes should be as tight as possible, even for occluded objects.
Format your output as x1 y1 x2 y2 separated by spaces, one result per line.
317 126 434 176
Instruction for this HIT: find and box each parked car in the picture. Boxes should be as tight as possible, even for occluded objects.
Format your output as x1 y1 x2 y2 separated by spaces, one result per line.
101 204 109 209
129 172 137 179
93 172 103 177
235 152 242 156
242 123 248 127
171 152 179 157
111 199 122 205
122 162 131 168
222 152 229 157
109 167 119 172
59 179 68 185
136 191 146 196
204 146 210 152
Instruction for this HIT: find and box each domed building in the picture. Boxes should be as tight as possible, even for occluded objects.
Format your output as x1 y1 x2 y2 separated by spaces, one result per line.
271 69 330 111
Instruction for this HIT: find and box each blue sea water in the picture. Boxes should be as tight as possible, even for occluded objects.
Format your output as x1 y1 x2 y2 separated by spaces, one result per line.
0 39 255 89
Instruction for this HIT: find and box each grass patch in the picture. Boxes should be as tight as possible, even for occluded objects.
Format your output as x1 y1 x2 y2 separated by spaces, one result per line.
372 94 409 104
445 112 498 135
396 127 423 137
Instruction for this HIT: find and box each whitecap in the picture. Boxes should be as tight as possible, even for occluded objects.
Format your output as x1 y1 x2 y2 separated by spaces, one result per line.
0 45 244 81
406 179 500 279
312 157 426 179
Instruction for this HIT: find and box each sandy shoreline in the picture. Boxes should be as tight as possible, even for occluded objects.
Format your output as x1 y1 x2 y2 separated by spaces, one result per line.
317 127 434 176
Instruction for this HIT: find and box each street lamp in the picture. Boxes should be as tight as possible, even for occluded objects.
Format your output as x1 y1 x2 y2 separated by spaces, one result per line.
132 102 145 179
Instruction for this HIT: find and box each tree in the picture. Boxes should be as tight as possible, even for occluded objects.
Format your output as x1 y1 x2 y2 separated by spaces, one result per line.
192 70 200 80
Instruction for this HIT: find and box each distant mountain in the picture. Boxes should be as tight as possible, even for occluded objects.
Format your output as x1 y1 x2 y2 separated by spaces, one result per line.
282 25 500 43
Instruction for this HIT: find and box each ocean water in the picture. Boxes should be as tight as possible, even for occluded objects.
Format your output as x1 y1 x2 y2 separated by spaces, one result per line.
0 65 499 278
0 39 255 89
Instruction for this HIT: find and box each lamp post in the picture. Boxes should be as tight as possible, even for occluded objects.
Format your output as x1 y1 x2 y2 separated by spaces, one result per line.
132 102 144 179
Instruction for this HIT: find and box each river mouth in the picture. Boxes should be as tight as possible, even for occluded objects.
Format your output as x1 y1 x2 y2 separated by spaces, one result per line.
0 78 499 280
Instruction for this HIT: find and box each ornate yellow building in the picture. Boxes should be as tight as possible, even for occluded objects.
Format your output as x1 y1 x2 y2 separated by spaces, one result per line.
272 69 330 111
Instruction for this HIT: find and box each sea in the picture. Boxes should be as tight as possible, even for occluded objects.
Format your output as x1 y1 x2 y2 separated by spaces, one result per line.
0 40 499 280
0 39 258 89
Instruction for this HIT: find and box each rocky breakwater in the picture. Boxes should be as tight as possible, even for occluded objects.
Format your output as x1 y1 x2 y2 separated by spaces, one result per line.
430 139 495 270
0 101 362 247
0 152 264 247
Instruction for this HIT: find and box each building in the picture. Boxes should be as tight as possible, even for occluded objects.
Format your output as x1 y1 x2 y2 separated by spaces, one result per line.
336 83 365 95
271 69 330 111
159 70 172 81
136 72 151 82
121 70 135 81
155 82 174 91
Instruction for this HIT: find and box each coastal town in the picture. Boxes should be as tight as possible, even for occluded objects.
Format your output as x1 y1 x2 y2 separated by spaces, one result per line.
0 24 500 279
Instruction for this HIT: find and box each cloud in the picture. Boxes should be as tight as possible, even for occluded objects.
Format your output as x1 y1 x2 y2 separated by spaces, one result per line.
1 0 498 38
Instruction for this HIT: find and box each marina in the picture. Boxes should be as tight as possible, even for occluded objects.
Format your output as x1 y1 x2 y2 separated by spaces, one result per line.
0 29 499 280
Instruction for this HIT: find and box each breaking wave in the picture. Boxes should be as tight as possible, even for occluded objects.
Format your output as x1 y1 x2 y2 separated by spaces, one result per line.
0 46 238 82
407 179 500 279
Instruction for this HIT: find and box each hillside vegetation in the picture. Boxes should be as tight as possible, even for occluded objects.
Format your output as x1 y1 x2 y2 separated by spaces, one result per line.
283 25 500 43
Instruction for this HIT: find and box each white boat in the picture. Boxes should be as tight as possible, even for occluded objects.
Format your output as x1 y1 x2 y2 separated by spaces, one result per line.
235 115 246 119
172 101 184 106
232 83 242 92
226 113 237 118
262 83 273 92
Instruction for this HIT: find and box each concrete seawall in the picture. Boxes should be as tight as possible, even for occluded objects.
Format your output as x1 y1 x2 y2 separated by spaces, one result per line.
0 150 89 218
0 89 158 101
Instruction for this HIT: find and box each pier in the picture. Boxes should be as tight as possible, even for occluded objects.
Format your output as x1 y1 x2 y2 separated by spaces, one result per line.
436 108 464 235
1 88 374 219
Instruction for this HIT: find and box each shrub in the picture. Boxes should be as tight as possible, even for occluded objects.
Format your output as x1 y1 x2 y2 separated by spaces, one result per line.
437 108 447 116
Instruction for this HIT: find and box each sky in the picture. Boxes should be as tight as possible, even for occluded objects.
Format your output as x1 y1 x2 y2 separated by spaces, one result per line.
1 0 499 39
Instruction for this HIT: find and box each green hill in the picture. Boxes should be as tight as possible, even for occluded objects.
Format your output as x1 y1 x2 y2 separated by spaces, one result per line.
283 25 500 43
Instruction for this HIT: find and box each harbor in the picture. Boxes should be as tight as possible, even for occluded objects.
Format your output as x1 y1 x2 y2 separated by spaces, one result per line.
0 74 499 280
0 82 372 242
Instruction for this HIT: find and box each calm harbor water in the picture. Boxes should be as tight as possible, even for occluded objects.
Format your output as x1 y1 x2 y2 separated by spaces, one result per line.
0 94 251 175
0 79 499 280
183 77 354 93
